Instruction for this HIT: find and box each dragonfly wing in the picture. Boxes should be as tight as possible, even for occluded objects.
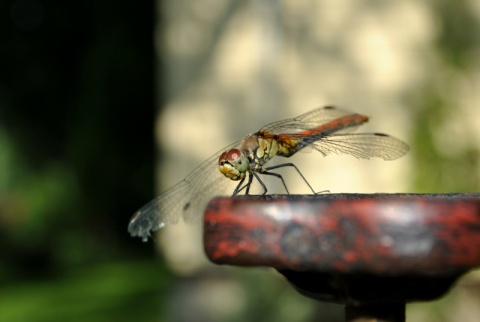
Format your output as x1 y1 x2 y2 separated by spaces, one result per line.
312 133 410 160
128 141 241 241
260 106 361 134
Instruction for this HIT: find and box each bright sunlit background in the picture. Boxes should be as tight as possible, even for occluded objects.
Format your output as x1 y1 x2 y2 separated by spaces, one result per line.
1 0 479 321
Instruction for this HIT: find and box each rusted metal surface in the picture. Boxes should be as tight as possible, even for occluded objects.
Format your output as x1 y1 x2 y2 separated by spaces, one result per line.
203 193 480 304
204 194 480 274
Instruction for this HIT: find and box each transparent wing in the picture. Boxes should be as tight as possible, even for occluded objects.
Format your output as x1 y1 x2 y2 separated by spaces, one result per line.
312 133 409 160
128 141 242 241
260 106 362 134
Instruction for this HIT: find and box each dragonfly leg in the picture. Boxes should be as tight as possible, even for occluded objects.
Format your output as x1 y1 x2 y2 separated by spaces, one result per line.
233 172 254 196
264 163 316 194
257 170 290 194
232 177 246 196
253 172 270 195
244 172 255 194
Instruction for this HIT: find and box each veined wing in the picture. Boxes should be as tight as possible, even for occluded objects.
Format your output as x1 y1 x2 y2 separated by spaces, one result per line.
260 106 365 134
311 133 409 160
128 141 241 241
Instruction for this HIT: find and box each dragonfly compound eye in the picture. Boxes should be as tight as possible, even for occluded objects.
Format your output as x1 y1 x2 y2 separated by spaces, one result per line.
226 149 242 162
218 151 228 165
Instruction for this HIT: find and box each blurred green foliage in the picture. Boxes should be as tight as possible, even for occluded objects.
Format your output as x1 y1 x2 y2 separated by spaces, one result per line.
0 261 170 322
0 1 164 321
410 0 480 193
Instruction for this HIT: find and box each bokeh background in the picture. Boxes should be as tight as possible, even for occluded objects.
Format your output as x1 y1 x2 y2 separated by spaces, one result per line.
1 0 479 321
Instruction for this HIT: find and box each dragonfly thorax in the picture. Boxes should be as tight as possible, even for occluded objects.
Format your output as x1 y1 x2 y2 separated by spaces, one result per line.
218 149 250 181
240 134 282 167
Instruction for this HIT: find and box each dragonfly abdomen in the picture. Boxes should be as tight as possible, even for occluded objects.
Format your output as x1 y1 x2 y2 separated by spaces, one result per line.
277 113 370 155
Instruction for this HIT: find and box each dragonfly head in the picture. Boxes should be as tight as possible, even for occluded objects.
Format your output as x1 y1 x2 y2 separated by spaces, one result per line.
218 149 249 181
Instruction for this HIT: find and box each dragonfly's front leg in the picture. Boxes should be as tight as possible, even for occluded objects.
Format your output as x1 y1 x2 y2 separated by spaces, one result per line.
232 176 246 196
232 172 254 196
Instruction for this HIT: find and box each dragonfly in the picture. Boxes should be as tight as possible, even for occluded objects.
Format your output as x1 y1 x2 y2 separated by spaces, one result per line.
128 106 409 241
